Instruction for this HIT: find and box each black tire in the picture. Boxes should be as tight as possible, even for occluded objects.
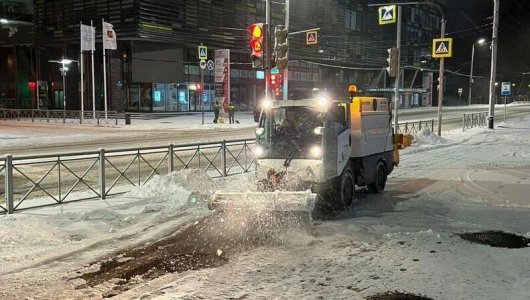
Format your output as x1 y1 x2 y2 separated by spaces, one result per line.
339 169 355 208
369 161 387 194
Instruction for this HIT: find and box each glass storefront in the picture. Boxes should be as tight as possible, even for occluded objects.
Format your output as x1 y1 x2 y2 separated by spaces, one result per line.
127 82 213 112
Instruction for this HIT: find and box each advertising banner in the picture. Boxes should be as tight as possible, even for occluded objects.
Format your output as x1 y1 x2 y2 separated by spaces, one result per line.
215 49 230 111
422 72 433 107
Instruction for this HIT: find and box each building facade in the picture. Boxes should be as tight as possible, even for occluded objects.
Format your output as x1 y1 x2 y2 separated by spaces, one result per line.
2 0 451 112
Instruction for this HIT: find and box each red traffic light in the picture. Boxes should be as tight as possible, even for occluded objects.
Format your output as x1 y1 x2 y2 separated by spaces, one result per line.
28 81 36 89
269 74 281 87
250 38 263 53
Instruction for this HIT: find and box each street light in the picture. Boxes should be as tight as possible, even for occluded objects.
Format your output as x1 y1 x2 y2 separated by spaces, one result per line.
468 38 486 106
0 18 8 24
48 58 77 111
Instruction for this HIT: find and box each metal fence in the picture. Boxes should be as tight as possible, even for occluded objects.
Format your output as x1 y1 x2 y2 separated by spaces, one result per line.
0 109 121 125
0 139 256 214
463 112 487 131
396 119 435 135
0 99 16 109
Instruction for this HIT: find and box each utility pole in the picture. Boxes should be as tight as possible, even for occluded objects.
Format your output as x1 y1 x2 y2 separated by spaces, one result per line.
200 44 205 125
437 18 446 136
265 0 271 99
394 6 402 132
468 44 475 106
488 0 500 129
283 0 290 101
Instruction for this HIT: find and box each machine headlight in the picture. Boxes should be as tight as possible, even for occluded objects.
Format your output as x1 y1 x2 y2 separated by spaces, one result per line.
255 127 265 136
254 145 265 157
317 94 329 108
261 98 273 109
309 145 323 158
313 126 324 135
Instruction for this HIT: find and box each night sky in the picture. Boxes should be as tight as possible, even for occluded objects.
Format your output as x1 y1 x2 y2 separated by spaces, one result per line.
447 0 530 81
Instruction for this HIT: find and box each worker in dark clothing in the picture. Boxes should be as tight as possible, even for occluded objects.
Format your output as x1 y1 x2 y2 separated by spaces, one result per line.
228 102 236 124
213 100 220 123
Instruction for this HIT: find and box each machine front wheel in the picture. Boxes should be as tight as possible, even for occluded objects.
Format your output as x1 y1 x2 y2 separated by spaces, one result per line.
340 169 355 208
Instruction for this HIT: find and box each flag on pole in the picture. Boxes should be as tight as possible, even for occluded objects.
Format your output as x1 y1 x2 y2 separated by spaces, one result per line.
80 24 95 51
102 21 117 50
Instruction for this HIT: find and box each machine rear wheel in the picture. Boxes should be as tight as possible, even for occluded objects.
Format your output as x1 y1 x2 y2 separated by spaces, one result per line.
369 162 387 193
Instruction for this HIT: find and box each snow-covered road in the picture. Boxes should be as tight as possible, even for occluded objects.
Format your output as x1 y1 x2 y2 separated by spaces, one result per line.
1 116 530 299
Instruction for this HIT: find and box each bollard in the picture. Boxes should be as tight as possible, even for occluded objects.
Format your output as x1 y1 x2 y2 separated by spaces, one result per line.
125 113 131 125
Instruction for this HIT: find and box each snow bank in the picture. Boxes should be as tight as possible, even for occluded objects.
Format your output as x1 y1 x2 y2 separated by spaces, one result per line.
126 169 217 207
0 214 72 266
414 129 450 146
0 169 234 275
400 126 491 155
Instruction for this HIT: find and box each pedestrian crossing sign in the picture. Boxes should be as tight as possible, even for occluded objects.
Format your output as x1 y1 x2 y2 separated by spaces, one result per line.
306 31 318 45
378 5 396 25
198 45 208 60
432 38 453 58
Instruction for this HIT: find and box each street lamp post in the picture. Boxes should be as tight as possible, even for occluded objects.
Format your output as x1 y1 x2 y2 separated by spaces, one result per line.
468 38 486 106
48 58 77 112
488 0 500 129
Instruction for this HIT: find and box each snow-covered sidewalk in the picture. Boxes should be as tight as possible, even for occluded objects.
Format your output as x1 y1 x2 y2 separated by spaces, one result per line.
0 112 257 151
1 117 530 299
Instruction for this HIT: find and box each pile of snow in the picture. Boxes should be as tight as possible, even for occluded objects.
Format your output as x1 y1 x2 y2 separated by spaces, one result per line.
126 169 217 208
0 215 75 267
413 128 450 146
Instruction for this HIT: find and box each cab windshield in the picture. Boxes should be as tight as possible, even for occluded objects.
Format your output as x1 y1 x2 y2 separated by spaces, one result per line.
268 106 324 159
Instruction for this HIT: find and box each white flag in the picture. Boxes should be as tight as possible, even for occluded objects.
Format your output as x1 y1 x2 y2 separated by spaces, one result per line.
102 21 117 50
80 24 95 51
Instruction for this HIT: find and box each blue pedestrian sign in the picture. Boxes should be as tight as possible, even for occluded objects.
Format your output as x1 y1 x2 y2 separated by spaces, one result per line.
198 45 207 60
432 38 453 58
378 5 396 25
501 82 511 96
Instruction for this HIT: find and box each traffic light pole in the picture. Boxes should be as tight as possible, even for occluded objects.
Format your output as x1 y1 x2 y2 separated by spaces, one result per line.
437 18 446 136
265 0 271 99
393 6 402 133
282 0 290 101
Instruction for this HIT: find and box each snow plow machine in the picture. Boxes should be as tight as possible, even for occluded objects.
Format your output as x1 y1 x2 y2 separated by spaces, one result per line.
209 85 399 225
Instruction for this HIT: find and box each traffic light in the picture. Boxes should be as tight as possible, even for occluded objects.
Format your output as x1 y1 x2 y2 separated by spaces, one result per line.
270 74 278 88
269 74 282 96
386 47 399 77
249 23 265 68
274 25 288 69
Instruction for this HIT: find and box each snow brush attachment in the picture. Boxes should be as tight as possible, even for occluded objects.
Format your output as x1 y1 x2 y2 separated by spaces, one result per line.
208 191 317 237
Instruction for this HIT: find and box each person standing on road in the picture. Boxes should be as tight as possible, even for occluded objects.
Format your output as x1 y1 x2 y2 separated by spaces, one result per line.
213 100 220 123
228 102 236 124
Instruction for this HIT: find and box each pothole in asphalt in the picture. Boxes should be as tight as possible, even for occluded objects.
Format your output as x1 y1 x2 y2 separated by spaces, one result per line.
458 230 530 249
366 291 433 300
